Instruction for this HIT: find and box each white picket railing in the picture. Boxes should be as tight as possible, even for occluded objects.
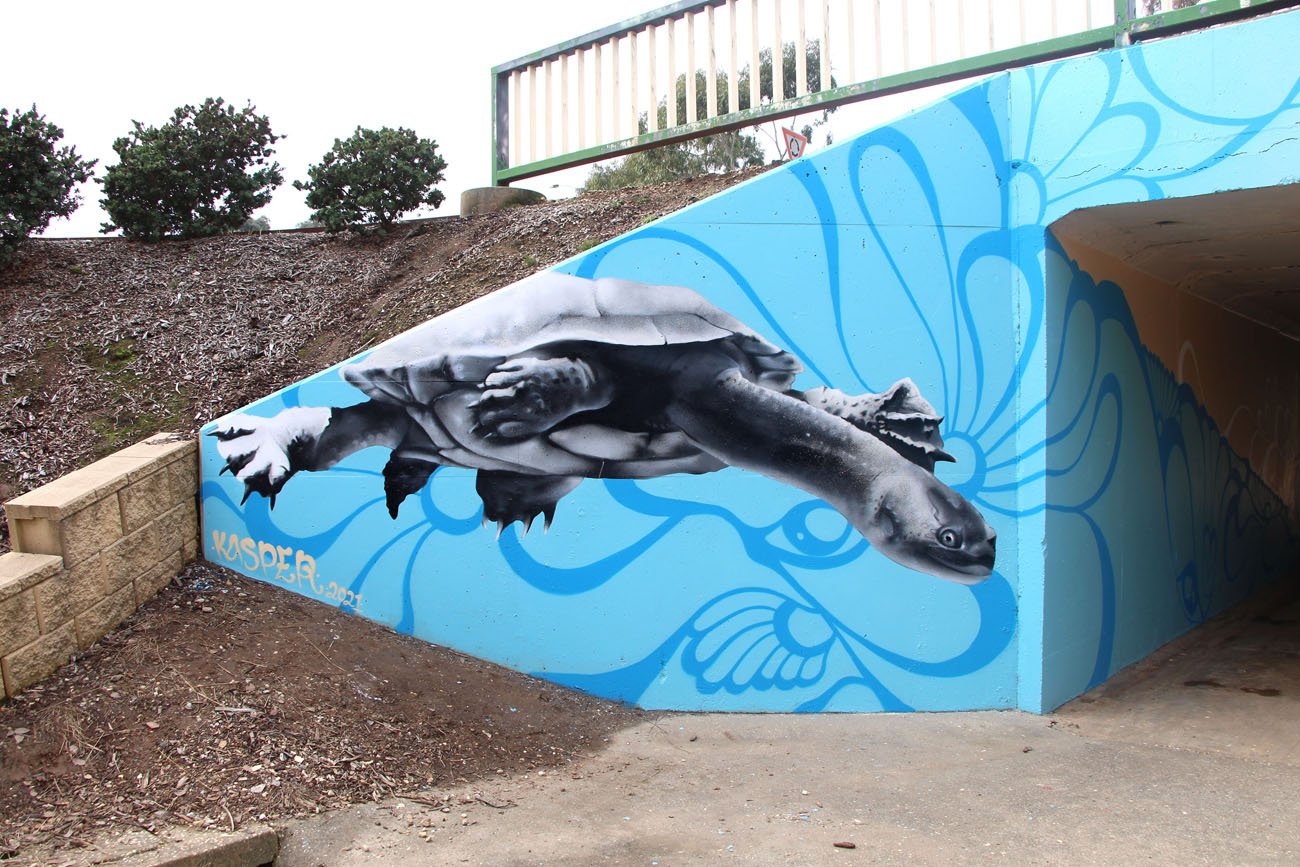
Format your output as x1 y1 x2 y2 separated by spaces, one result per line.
491 0 1293 184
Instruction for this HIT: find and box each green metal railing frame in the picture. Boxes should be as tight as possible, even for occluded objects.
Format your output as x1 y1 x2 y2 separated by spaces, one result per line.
491 0 1300 186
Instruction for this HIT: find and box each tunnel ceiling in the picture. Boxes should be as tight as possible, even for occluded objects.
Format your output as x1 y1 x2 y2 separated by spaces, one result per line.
1053 183 1300 340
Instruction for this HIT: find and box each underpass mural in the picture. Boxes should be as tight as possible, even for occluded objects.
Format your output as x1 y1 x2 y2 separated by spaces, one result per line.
209 273 995 585
201 10 1300 712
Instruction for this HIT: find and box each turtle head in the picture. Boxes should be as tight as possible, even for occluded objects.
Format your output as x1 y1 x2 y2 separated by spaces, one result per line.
862 471 996 584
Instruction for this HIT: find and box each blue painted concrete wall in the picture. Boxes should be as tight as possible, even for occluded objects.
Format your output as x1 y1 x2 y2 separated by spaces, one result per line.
1012 12 1300 709
201 10 1300 712
1041 241 1297 710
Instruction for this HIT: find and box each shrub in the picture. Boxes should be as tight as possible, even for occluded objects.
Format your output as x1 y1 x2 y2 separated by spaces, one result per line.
99 98 282 241
0 106 96 265
295 127 446 232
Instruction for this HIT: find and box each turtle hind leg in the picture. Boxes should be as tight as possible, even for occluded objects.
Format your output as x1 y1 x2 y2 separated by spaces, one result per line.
382 454 440 519
475 471 582 536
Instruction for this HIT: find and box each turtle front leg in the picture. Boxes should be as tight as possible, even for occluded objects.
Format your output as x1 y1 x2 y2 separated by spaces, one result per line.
470 357 614 439
208 401 410 507
796 378 954 472
475 471 583 535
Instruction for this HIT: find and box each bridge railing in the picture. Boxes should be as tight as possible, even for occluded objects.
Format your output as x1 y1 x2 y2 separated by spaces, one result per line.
491 0 1296 186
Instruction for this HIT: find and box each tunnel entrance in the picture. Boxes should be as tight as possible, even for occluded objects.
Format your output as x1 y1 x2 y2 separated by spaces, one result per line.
1054 582 1300 764
1044 183 1300 716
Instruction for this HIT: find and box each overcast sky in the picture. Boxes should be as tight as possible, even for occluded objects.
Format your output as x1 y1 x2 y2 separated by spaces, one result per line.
4 0 1030 237
4 0 668 235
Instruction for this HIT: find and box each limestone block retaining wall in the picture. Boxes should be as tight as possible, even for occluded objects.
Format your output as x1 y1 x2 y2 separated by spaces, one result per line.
0 433 198 697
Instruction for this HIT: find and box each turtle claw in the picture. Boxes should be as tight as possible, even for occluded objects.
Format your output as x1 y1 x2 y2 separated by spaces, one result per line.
222 448 257 477
208 425 253 442
475 472 582 539
237 472 285 509
469 421 500 441
490 513 537 538
209 408 331 510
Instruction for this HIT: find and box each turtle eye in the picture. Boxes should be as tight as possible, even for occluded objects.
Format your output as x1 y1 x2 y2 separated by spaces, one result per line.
937 527 963 549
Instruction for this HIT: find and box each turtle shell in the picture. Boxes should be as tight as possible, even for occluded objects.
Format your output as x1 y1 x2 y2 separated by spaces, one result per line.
339 271 802 478
342 272 798 404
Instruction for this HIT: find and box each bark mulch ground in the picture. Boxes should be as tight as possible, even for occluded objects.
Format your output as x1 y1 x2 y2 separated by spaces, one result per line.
0 560 650 862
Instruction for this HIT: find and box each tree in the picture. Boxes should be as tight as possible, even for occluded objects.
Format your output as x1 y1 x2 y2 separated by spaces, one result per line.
99 98 282 241
294 127 447 232
584 118 765 191
585 67 765 192
750 40 837 159
584 40 834 192
238 215 270 233
0 106 96 265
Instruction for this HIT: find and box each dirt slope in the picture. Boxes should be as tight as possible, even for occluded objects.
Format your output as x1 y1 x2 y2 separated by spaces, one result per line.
0 170 766 862
0 168 764 552
0 561 648 863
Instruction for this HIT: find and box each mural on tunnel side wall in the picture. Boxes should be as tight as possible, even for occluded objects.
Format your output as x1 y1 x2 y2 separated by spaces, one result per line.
210 273 996 584
201 10 1300 712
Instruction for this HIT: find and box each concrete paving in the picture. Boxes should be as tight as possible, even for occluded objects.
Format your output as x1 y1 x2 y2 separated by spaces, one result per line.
25 824 279 867
277 584 1300 867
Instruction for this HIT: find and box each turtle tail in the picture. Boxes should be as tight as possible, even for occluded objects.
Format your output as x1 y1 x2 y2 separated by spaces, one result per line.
382 455 440 519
